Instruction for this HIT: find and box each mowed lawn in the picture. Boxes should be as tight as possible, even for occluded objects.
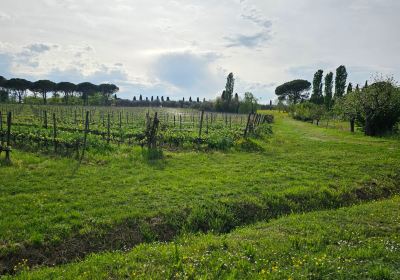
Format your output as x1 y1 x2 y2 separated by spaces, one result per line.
1 113 399 269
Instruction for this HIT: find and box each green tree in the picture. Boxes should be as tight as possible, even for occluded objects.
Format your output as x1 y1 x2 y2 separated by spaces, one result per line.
338 77 400 136
225 73 234 101
324 72 334 110
347 82 353 94
0 76 8 102
0 76 6 88
335 65 347 98
30 80 56 104
335 86 361 132
56 82 76 105
98 83 119 105
275 79 311 104
5 78 32 103
239 92 258 114
310 69 324 104
77 82 98 106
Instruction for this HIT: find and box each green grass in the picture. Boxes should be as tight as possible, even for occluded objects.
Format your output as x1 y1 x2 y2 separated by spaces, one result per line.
1 112 400 273
7 197 400 279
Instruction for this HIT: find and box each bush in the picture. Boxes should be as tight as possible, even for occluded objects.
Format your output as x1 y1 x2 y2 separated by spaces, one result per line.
290 102 325 124
339 77 400 136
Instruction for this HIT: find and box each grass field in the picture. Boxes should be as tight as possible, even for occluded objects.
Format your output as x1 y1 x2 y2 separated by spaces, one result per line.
7 197 400 279
1 111 400 277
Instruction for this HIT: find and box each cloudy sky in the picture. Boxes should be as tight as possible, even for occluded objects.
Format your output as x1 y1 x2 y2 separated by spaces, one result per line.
1 0 399 102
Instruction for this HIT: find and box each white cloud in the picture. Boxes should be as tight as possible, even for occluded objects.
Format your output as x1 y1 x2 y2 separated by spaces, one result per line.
0 0 399 102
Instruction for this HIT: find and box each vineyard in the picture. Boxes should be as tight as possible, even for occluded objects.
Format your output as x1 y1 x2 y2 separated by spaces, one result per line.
0 105 273 160
1 109 400 279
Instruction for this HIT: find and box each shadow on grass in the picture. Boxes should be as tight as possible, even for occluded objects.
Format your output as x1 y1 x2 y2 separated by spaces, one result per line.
141 147 166 169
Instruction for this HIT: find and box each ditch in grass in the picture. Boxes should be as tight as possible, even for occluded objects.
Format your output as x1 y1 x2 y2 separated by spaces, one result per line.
6 197 400 279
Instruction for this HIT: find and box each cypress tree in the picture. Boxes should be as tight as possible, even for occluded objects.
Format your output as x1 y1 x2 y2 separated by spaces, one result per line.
324 72 334 110
335 65 348 98
310 69 324 104
347 83 353 94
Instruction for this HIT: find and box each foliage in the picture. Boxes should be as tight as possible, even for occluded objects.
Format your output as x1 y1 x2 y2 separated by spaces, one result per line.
338 77 400 136
77 82 98 106
217 73 240 113
4 78 32 103
290 101 326 124
30 80 56 104
334 65 348 98
324 72 334 110
310 69 324 104
56 82 76 104
275 79 311 104
238 92 258 114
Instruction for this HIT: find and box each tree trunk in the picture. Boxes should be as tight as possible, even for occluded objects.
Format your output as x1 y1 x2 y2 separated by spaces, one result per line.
365 117 373 136
350 118 355 133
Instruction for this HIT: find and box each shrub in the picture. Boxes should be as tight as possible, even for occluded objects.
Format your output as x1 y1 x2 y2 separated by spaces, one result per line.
290 102 325 124
338 77 400 136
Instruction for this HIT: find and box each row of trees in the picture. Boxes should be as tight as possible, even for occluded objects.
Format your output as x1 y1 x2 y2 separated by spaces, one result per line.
275 66 400 136
116 72 259 113
275 65 349 107
0 76 119 105
1 73 261 114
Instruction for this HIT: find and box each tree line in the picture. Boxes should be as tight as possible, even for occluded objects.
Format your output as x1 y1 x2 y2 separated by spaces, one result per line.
275 66 400 136
0 76 119 106
0 73 262 114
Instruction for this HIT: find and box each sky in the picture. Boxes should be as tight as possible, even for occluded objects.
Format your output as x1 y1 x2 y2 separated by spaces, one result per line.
1 0 399 103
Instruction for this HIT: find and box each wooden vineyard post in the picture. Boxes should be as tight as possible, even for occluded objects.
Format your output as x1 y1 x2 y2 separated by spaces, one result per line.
44 110 48 129
206 113 209 134
80 111 90 162
5 112 11 162
198 110 204 138
74 110 77 125
107 113 111 144
147 112 159 149
179 114 182 130
53 113 57 153
173 115 176 127
244 113 252 138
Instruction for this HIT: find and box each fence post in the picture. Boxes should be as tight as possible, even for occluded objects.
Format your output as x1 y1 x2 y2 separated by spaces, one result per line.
179 114 182 130
107 113 111 144
5 112 11 162
198 110 204 138
44 110 48 129
53 113 57 153
80 111 90 162
244 113 252 138
206 113 209 134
